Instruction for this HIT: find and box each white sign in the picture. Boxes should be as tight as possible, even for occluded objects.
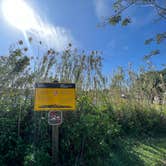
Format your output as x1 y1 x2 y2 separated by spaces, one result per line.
48 111 62 125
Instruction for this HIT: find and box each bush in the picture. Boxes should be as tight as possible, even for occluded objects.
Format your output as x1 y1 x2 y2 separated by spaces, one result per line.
24 146 51 166
0 133 26 166
59 96 121 165
113 103 166 136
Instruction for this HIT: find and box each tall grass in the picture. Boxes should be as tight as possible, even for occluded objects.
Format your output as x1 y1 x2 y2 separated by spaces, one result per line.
0 40 165 165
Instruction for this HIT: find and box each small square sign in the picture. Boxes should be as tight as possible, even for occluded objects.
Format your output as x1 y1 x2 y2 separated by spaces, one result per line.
48 111 62 125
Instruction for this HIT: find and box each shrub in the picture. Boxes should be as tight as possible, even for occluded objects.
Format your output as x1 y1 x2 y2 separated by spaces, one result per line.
59 96 121 165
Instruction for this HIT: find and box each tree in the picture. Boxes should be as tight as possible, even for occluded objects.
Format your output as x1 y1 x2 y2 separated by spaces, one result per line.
108 0 166 26
130 68 166 103
103 0 166 59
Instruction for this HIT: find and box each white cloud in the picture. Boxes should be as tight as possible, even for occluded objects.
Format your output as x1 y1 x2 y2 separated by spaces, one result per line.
27 8 75 52
2 0 76 51
27 19 75 51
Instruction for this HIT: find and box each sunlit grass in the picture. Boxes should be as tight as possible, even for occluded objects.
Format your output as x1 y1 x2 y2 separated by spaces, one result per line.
128 138 166 166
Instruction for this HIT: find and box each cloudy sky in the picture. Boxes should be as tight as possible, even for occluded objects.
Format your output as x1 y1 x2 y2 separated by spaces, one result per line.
0 0 165 74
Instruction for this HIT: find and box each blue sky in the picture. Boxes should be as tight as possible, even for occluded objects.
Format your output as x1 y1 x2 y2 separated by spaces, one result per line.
0 0 165 75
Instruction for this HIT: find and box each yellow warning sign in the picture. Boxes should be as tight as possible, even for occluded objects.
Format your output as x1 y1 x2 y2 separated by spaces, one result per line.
34 83 76 111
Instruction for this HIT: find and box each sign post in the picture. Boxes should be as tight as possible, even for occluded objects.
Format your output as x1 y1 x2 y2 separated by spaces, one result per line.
34 82 76 165
52 125 59 165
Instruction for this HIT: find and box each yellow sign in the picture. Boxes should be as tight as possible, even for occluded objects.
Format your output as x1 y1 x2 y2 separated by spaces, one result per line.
34 83 76 111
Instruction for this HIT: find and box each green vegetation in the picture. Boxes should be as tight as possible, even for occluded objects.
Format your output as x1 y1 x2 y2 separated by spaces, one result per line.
0 40 166 165
107 137 166 166
133 137 166 166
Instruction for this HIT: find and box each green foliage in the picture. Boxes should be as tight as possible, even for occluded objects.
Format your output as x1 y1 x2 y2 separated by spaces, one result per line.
0 129 26 166
109 15 121 25
156 32 166 44
103 0 166 60
110 0 166 26
144 50 160 60
144 38 154 45
0 41 165 165
115 104 166 136
59 96 121 165
121 18 131 26
24 146 51 166
144 32 166 45
130 67 166 103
